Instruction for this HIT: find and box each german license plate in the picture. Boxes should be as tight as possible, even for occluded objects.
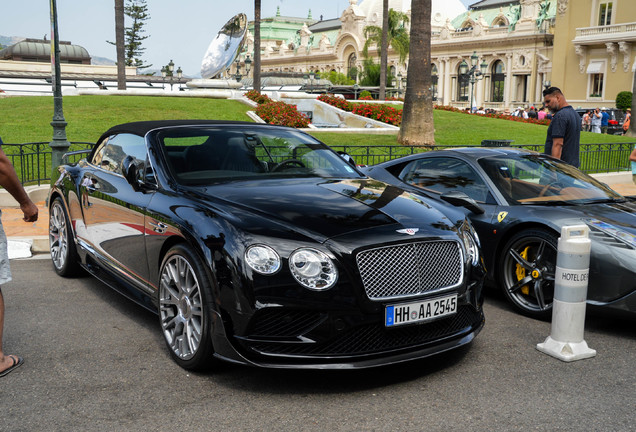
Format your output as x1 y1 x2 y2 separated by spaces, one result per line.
385 294 457 327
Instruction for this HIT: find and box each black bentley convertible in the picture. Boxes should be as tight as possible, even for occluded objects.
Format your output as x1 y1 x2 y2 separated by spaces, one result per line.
48 121 485 371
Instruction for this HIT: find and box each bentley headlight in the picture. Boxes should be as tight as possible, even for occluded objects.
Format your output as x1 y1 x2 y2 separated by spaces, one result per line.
289 248 338 290
460 220 480 266
245 245 281 275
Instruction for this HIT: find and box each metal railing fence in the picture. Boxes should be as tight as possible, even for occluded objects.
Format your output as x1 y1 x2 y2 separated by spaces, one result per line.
1 141 634 186
328 142 636 174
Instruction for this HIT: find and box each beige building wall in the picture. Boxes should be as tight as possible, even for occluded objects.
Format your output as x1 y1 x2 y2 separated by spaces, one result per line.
553 0 636 109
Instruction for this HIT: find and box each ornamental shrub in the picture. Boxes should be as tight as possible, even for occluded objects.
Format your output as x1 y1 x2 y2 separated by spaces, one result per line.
359 90 372 99
317 94 353 111
616 91 632 111
255 101 309 128
244 90 272 105
351 103 402 126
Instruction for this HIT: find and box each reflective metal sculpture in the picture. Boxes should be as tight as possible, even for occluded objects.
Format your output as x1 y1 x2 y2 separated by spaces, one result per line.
200 13 247 79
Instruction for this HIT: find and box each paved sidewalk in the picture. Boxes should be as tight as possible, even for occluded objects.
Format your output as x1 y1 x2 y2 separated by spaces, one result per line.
2 178 636 258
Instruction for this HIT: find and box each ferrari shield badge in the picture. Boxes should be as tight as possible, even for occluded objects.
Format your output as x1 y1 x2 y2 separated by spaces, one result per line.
497 212 508 223
397 228 419 235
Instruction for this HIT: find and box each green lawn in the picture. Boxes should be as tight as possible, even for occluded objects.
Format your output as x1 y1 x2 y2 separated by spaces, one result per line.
0 95 253 144
312 109 634 148
1 95 632 147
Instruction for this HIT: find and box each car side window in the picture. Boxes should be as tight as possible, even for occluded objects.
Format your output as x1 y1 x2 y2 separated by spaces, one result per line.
399 157 495 204
91 133 148 175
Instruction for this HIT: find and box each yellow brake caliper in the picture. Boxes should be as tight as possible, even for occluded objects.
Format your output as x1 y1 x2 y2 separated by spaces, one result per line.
515 247 531 295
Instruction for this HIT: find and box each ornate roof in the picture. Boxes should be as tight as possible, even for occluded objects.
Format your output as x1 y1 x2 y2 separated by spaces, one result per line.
0 38 90 63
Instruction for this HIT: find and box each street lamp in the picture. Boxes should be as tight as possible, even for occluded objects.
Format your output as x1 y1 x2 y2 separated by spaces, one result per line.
161 59 182 91
353 83 359 100
49 0 70 172
309 71 316 93
244 54 252 80
233 54 251 84
459 51 488 112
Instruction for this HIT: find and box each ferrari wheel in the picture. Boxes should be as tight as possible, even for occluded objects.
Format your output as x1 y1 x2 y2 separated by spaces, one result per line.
49 197 81 276
159 244 215 370
499 229 558 319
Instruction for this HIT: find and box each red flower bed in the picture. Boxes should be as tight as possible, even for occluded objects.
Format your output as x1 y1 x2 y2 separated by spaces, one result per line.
351 103 402 126
318 94 401 126
255 100 310 128
317 94 353 111
434 105 551 126
245 90 272 105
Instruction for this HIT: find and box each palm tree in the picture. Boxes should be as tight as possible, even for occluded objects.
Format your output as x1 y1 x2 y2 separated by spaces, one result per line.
379 0 389 100
253 0 261 94
629 73 636 136
362 7 410 94
115 0 126 90
398 0 434 146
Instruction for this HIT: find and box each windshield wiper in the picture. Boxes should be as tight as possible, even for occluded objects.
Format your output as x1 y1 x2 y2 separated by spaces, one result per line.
520 200 576 206
580 197 627 204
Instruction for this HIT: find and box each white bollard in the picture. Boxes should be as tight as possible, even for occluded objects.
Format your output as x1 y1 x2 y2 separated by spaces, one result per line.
536 225 596 362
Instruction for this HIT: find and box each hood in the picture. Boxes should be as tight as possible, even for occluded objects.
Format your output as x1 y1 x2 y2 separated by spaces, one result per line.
193 178 458 242
574 199 636 233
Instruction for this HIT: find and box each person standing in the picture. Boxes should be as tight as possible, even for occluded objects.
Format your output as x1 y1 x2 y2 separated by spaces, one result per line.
591 108 602 133
582 110 591 132
600 108 610 134
630 143 636 185
623 108 631 135
537 107 547 121
0 137 38 377
542 86 582 168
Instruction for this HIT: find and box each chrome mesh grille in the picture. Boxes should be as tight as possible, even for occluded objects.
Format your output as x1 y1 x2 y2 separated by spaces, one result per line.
356 240 463 300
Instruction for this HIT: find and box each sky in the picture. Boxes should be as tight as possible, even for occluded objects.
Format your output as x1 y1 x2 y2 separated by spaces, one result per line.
2 0 472 78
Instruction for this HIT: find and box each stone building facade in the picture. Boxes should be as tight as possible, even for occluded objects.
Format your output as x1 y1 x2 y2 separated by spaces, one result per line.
241 0 636 111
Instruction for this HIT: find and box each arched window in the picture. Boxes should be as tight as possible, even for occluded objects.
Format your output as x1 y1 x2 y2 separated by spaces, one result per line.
491 16 509 28
491 60 505 103
347 53 358 81
459 19 474 32
457 63 469 102
431 64 438 101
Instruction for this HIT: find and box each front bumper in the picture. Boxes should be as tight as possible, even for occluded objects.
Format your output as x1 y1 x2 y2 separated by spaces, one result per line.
210 282 484 369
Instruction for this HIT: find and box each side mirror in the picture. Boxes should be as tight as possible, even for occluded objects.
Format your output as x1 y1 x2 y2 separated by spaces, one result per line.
122 155 141 192
440 191 485 215
337 151 357 168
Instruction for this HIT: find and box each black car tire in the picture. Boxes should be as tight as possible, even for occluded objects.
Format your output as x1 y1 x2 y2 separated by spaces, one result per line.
498 228 558 319
158 244 215 371
49 197 81 277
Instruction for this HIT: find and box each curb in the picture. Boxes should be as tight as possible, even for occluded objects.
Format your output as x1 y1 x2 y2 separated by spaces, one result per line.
0 185 50 207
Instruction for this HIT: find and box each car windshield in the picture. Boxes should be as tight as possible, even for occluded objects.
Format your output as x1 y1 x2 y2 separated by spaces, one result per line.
478 153 623 205
153 126 363 185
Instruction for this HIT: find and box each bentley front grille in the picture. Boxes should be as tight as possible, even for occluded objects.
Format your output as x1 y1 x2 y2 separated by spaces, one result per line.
356 240 463 300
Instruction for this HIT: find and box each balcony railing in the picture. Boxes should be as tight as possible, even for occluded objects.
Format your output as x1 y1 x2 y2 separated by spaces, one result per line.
575 22 636 40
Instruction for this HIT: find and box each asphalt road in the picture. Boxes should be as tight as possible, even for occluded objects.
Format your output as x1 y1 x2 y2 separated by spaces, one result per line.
1 259 634 432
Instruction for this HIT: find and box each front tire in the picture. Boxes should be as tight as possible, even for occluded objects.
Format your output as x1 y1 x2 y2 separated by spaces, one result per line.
159 244 215 371
498 229 558 319
49 197 81 277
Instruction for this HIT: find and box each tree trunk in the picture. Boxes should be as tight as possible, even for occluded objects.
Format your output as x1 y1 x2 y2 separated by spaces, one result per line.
115 0 126 90
379 0 389 100
253 0 261 94
398 0 434 145
629 71 636 136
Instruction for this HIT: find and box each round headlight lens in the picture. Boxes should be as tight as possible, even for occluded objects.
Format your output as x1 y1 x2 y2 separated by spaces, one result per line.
289 248 338 290
245 245 281 275
461 221 480 266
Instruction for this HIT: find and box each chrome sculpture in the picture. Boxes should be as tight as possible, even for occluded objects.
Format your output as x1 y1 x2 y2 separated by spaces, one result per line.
200 13 247 79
